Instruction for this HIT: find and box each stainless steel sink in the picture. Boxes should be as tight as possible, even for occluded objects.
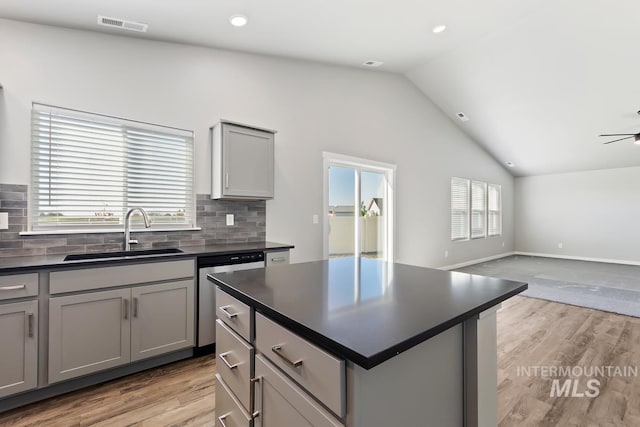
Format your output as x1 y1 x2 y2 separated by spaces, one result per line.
64 248 183 261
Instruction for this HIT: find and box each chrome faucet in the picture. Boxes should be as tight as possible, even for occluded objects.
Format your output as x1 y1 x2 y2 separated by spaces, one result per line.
124 207 151 251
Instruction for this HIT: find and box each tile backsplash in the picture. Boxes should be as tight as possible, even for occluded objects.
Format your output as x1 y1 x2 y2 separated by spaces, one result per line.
0 184 265 258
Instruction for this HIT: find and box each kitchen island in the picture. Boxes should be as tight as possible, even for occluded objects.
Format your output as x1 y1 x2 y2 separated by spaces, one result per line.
209 256 527 427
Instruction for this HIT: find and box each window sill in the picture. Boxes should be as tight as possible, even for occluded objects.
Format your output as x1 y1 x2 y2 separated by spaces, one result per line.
20 227 202 236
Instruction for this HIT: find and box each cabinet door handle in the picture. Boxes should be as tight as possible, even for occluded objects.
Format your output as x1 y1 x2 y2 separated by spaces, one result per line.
133 297 139 318
27 313 34 338
251 377 261 418
219 351 239 370
225 173 229 189
0 284 26 291
219 305 238 319
123 299 129 320
218 414 229 427
271 257 286 263
271 345 303 368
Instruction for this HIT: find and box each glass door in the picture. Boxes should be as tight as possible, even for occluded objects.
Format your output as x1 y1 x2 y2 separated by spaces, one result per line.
325 153 394 261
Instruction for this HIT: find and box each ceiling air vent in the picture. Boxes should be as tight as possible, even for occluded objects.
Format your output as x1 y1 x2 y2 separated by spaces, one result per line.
97 15 148 33
362 60 384 67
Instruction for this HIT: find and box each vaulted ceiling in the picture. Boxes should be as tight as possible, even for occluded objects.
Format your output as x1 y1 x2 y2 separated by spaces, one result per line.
1 0 639 176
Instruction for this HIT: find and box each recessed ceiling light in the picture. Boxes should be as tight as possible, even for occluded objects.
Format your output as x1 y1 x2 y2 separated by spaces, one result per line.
362 60 384 67
229 14 248 27
506 162 516 168
432 25 447 34
456 112 469 122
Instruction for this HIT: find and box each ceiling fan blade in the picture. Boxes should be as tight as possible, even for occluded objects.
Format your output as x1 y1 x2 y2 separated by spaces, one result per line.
599 133 636 137
603 136 634 144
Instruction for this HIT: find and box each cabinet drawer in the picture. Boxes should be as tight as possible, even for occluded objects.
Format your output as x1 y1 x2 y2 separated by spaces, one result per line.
255 313 345 417
50 259 194 294
216 374 253 427
217 319 254 412
255 354 343 427
265 251 289 267
0 273 38 301
216 287 252 341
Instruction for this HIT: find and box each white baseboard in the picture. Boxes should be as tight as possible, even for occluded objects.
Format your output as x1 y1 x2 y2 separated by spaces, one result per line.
515 252 640 267
439 252 515 271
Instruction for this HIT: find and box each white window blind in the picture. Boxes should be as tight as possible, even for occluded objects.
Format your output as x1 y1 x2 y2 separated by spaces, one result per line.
488 184 502 236
471 181 487 239
451 177 470 241
31 104 194 230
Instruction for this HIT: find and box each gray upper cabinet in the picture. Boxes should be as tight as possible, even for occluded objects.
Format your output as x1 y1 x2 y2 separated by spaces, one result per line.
212 121 275 200
0 300 38 398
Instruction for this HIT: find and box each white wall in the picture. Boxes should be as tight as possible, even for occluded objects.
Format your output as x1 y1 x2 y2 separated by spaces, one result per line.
515 166 640 263
0 19 514 266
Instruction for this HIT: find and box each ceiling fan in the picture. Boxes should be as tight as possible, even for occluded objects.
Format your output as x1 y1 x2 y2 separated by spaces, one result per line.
601 110 640 145
600 132 640 145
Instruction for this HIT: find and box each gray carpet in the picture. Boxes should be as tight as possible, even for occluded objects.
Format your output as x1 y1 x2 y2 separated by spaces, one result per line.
456 255 640 317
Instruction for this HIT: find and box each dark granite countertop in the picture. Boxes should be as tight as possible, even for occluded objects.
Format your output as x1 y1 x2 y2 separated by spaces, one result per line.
0 241 293 274
209 256 527 369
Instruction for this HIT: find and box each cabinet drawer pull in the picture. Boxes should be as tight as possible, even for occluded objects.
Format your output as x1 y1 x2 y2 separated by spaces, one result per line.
0 284 26 291
271 345 303 368
219 305 239 319
27 313 34 338
218 414 229 427
219 351 239 370
123 299 129 320
251 377 262 419
133 297 139 318
271 257 286 263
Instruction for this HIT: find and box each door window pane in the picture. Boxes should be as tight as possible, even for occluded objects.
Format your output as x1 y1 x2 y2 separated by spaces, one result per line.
360 171 386 260
328 166 356 257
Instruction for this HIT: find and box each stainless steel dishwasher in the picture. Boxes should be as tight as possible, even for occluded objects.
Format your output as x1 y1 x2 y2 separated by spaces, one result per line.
196 252 265 354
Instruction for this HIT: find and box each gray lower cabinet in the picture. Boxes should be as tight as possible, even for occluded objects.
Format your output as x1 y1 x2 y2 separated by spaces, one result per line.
49 288 131 383
264 250 289 267
216 288 344 427
216 373 253 427
131 280 194 362
254 354 343 427
49 280 195 384
0 300 38 398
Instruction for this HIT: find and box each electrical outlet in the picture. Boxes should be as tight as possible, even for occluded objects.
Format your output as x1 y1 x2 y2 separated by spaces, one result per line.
502 241 505 247
226 214 234 226
444 250 449 258
0 212 7 230
312 214 319 224
558 242 563 249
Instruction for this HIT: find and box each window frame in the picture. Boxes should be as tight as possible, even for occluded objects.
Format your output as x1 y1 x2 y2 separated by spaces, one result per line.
470 180 487 239
450 177 471 242
487 183 502 237
29 103 196 232
451 177 502 241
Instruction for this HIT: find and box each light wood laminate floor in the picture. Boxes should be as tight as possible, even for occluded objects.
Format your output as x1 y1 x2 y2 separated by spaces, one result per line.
0 354 217 426
2 296 640 426
498 296 640 426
